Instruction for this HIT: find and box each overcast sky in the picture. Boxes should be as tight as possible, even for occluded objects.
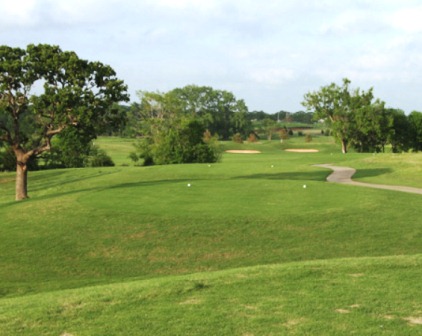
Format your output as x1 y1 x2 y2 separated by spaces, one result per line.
1 0 421 113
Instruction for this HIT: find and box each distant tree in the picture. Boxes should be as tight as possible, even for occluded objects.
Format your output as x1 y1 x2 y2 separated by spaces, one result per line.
387 109 412 153
0 44 128 200
351 102 392 153
132 85 250 140
261 118 277 140
408 111 422 151
248 110 273 121
290 111 314 124
302 78 383 153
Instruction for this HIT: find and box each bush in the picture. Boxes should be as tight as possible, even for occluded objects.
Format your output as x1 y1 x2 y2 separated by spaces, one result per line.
279 128 289 140
86 146 115 167
305 134 313 142
232 133 243 143
131 118 221 166
247 133 258 142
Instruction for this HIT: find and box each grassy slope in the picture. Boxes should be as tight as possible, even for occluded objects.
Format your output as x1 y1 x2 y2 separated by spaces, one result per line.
1 255 421 335
1 135 421 334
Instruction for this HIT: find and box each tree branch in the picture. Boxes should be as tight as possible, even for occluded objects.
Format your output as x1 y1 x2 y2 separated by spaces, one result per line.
0 122 12 144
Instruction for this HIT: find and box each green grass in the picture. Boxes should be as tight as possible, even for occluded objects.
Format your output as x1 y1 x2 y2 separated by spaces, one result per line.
1 255 421 335
94 137 135 166
1 135 421 334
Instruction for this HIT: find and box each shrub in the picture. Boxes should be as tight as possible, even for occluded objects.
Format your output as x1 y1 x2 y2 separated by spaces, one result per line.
305 134 313 142
279 128 289 140
132 118 221 166
247 133 258 142
232 133 243 143
86 146 115 167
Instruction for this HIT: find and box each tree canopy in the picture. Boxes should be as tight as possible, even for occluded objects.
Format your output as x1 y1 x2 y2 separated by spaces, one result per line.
0 44 129 200
302 78 389 153
129 85 251 140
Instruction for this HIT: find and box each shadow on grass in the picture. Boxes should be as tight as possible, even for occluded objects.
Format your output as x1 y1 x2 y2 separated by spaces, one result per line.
353 168 392 179
232 170 327 181
28 169 120 192
0 178 195 209
232 167 392 182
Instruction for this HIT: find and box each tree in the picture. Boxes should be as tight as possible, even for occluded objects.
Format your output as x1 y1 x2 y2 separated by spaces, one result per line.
131 116 220 165
351 102 392 153
0 44 128 200
261 118 277 140
386 109 411 153
302 78 382 153
408 111 422 152
166 85 251 140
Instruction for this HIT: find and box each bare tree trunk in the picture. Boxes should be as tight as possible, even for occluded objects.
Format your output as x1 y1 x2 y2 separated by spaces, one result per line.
15 161 29 200
14 147 31 201
341 139 348 154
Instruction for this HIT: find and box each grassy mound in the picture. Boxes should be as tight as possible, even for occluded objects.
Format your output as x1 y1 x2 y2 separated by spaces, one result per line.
1 255 421 335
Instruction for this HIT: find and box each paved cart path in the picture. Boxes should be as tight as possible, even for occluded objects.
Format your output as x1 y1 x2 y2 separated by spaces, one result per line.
314 164 422 195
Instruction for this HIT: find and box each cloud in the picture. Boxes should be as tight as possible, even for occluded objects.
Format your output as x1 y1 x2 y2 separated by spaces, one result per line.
1 0 421 112
249 67 295 86
0 0 39 27
390 5 422 33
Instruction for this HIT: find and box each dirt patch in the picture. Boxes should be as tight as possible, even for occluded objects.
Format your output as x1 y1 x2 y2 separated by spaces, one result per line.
404 317 422 325
335 309 350 314
225 150 261 154
285 149 319 153
180 298 203 305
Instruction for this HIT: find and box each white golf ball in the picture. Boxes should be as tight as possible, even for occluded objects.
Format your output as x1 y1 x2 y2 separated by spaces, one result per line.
303 184 307 189
187 183 191 187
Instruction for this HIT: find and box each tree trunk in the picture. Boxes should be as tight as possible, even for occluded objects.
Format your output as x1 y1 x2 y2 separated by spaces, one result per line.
341 139 348 154
16 161 29 200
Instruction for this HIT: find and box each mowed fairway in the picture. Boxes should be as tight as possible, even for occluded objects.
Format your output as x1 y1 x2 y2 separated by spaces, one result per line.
1 137 421 335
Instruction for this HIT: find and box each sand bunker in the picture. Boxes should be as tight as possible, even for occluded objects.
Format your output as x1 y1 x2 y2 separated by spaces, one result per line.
225 150 261 154
285 149 319 153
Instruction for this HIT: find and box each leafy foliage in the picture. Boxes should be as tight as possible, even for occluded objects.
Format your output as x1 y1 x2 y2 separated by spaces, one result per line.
303 78 391 153
41 128 115 168
131 117 221 166
0 44 128 199
130 85 251 140
408 111 422 152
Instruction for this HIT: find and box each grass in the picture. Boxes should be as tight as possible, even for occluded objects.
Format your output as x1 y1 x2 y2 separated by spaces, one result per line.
1 255 421 335
1 134 421 334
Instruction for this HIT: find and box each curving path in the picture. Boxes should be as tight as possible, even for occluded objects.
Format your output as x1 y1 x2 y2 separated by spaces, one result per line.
314 164 422 195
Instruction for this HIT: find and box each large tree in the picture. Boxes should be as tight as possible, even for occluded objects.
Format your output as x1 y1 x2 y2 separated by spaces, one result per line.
170 85 251 139
0 44 128 200
302 78 383 153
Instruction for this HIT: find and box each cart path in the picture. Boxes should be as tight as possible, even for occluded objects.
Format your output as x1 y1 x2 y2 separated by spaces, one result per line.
314 164 422 195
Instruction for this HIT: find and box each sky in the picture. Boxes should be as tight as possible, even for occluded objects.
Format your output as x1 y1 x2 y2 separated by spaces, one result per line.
1 0 422 114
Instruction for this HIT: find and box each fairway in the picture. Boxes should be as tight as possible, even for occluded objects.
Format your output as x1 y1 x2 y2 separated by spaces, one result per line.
1 137 422 335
